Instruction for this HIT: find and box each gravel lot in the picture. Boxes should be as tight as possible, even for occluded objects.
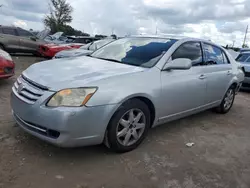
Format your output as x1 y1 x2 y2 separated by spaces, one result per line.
0 56 250 188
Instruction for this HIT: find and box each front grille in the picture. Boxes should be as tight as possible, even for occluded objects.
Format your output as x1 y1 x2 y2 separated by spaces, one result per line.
4 67 13 74
12 75 48 104
14 113 60 139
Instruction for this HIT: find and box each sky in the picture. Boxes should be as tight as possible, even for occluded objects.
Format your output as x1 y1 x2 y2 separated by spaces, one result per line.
0 0 250 47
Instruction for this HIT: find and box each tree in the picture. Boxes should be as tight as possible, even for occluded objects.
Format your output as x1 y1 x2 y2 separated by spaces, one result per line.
59 25 90 36
44 0 73 34
242 44 249 48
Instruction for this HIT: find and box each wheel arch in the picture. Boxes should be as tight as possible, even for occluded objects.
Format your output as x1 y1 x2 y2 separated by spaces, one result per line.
107 94 157 129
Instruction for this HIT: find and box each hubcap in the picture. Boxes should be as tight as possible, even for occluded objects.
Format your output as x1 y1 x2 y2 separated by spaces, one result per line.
224 89 234 110
116 109 146 146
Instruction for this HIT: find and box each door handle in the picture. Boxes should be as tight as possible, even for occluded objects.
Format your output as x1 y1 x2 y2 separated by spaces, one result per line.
199 74 206 80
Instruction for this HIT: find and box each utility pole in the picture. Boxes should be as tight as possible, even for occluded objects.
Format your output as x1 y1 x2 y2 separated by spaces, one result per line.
243 25 248 48
232 40 235 48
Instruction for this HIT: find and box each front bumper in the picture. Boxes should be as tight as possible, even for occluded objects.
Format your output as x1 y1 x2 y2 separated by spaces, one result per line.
11 91 118 147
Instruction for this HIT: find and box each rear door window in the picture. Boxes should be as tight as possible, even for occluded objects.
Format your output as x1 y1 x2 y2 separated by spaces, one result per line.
172 42 204 66
203 43 224 65
2 28 17 36
17 29 34 37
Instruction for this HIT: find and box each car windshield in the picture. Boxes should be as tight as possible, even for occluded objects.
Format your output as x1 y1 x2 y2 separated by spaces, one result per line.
90 37 178 68
236 54 250 62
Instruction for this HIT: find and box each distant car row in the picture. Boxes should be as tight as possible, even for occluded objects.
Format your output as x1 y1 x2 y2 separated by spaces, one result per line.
0 25 100 56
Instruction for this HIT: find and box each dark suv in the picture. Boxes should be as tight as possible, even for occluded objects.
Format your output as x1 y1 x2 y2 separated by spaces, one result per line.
0 26 47 54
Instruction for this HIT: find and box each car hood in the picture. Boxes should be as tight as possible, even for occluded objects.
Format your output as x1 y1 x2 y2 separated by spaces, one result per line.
55 48 93 58
23 56 146 91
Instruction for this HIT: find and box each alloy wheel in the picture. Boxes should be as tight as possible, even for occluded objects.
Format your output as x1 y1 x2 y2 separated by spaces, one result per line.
224 89 234 111
116 109 146 146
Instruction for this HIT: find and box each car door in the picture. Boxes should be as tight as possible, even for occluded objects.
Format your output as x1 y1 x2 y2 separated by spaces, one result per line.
159 41 207 120
17 28 39 53
1 27 20 52
201 43 233 104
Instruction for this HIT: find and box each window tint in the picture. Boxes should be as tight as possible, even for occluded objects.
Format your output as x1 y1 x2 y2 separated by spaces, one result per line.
172 42 203 66
91 37 178 68
203 44 224 65
222 52 230 64
236 54 250 62
18 29 33 37
2 28 16 36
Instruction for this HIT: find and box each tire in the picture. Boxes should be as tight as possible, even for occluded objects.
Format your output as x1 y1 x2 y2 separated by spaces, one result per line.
106 99 151 153
215 86 236 114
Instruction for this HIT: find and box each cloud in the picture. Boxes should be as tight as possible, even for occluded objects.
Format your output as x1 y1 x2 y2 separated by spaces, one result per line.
13 20 27 28
0 0 249 47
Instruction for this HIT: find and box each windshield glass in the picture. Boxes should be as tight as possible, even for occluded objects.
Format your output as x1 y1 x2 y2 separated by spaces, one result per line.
236 54 250 62
91 37 178 68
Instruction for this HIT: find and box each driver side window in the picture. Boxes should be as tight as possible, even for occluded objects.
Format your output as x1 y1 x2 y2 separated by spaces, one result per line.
172 42 204 66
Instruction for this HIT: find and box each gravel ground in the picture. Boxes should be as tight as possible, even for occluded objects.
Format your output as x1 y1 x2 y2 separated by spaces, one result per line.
0 56 250 188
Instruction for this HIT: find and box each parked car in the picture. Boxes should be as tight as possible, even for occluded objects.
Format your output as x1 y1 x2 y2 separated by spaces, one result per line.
235 52 250 89
0 25 50 54
0 49 14 79
54 38 115 59
11 36 244 152
38 43 84 58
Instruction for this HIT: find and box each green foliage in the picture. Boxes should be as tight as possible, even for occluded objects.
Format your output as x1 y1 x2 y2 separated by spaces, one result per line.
44 0 74 34
242 44 249 48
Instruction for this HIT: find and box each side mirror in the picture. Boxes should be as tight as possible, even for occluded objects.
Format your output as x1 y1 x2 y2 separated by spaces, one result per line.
30 36 37 41
163 58 192 71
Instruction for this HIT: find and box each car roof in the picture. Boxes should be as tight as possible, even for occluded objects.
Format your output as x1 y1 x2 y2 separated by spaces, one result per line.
129 34 219 47
0 25 18 29
240 51 250 54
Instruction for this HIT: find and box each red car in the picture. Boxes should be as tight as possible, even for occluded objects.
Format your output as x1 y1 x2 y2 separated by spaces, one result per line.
0 50 15 79
38 43 84 58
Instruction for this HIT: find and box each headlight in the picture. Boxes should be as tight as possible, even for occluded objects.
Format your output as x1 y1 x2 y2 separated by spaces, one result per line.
47 88 97 107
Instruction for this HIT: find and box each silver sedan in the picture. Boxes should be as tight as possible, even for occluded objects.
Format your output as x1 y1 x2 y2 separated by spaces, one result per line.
11 36 244 152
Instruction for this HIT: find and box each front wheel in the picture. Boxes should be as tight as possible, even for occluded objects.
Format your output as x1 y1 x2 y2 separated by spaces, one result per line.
106 99 151 153
215 87 235 114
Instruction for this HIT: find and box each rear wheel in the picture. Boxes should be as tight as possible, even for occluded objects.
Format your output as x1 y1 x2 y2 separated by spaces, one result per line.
215 86 235 114
105 99 150 153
